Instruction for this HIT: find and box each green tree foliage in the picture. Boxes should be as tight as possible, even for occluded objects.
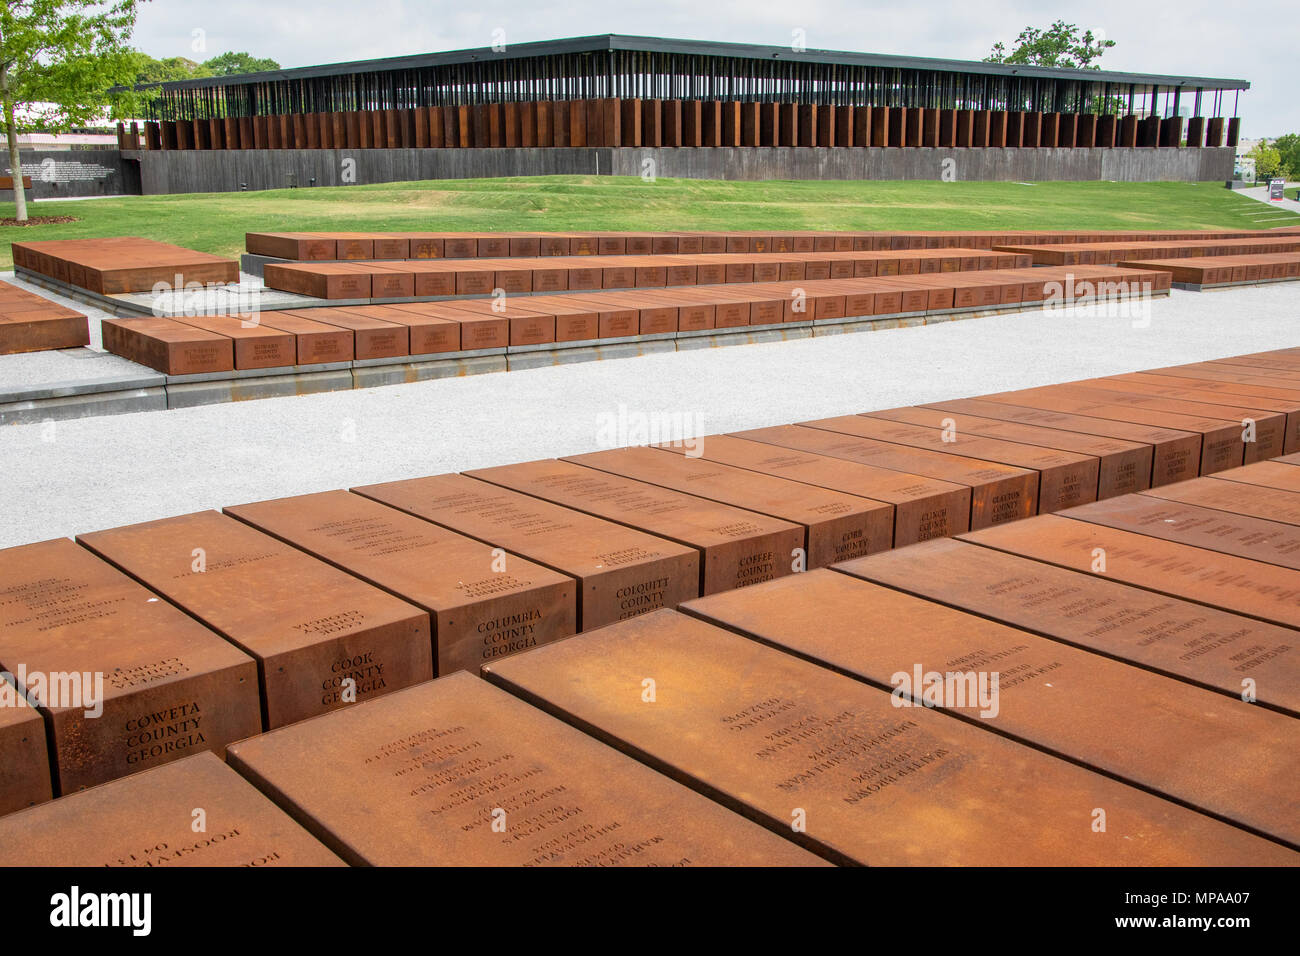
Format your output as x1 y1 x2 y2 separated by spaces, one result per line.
202 51 278 76
1248 141 1287 181
128 50 278 85
1274 133 1300 180
132 53 211 84
118 50 279 118
0 0 141 221
985 20 1114 70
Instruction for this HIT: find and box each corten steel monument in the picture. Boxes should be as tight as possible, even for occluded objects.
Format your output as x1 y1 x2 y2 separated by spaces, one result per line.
114 34 1247 190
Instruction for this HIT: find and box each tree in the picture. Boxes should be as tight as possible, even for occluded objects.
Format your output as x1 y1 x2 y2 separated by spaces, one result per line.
1274 133 1300 181
202 51 278 76
1248 141 1285 181
132 53 211 85
985 20 1114 70
117 52 208 114
0 1 140 222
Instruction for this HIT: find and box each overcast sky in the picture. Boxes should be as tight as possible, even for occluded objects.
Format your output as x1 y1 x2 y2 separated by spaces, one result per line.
133 1 1291 137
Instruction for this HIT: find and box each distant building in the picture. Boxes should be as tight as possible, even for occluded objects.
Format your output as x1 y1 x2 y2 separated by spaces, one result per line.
17 130 117 150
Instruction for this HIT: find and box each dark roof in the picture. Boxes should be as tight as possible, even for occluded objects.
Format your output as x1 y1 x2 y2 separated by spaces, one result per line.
144 33 1250 92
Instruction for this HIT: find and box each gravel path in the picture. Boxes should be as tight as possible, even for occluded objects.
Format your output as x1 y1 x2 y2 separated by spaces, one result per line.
1 282 1297 549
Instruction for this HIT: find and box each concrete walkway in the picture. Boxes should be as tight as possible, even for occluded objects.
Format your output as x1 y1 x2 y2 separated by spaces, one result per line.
1236 182 1300 216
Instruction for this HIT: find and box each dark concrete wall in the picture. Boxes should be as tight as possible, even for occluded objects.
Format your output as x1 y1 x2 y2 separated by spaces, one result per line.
6 150 139 198
614 146 1236 183
127 145 1235 195
128 148 603 194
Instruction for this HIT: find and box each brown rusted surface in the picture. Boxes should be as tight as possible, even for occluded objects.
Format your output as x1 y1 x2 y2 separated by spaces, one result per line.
972 390 1245 475
0 686 51 816
0 281 88 355
960 514 1300 630
523 298 600 341
1212 459 1300 492
1070 377 1300 457
256 311 354 364
13 237 237 294
836 536 1300 717
592 290 678 333
408 259 492 295
923 397 1200 486
257 248 1026 299
1115 253 1300 286
344 305 460 354
465 459 803 595
349 263 418 300
243 229 1292 262
1064 494 1300 571
993 237 1300 266
734 423 1037 529
654 434 970 544
864 406 1152 499
77 511 431 729
353 474 698 631
1207 353 1300 374
1132 359 1300 392
512 293 636 339
284 308 408 359
806 414 1099 513
563 446 894 565
227 672 822 866
171 314 295 370
1111 371 1300 453
1148 361 1300 389
0 310 88 356
0 752 343 866
0 537 260 795
332 234 375 260
244 265 1162 364
224 490 575 675
683 567 1300 845
1190 353 1300 373
384 302 507 350
439 298 556 346
262 262 376 299
245 233 338 261
101 317 233 375
484 608 1296 864
651 289 714 330
1141 476 1300 527
998 382 1284 465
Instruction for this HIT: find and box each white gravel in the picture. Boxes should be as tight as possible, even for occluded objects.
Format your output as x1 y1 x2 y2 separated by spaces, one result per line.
0 347 152 389
1 282 1297 549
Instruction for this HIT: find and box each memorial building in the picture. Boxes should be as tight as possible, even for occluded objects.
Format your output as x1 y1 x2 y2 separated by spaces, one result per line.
115 34 1246 190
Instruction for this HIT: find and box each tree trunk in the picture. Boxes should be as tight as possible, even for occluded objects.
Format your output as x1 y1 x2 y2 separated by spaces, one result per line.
0 75 27 222
3 98 26 223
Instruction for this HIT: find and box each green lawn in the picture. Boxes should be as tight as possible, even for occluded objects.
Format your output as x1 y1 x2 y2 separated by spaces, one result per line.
4 176 1299 269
